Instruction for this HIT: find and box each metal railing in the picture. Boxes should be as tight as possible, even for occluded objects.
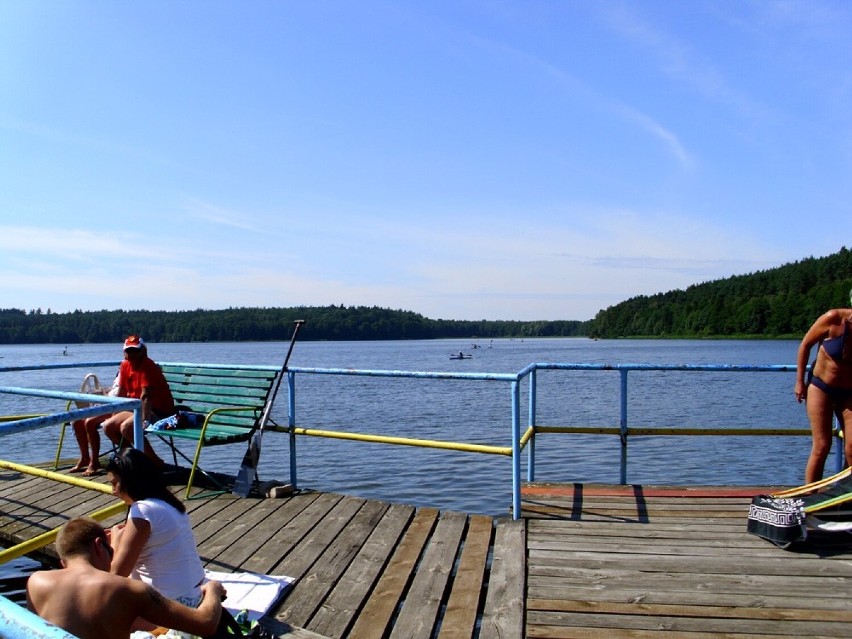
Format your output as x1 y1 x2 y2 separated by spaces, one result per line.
0 358 843 639
282 363 842 519
1 361 843 523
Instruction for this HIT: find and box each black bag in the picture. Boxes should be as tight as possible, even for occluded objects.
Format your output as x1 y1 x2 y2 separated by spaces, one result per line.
203 609 246 638
203 608 274 639
746 494 807 547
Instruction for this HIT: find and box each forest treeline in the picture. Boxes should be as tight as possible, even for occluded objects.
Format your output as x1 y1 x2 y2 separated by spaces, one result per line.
1 247 849 343
590 246 852 338
0 305 589 344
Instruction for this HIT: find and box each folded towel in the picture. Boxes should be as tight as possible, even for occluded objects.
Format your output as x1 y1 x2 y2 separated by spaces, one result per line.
204 570 295 621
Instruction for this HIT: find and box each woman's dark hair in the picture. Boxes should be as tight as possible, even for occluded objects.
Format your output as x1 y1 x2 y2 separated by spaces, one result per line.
106 448 185 514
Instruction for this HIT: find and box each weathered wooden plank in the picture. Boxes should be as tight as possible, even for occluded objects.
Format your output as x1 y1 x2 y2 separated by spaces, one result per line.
281 499 389 630
522 503 747 519
529 518 759 534
438 514 493 639
527 549 852 578
241 492 343 576
272 495 366 585
0 475 69 518
2 484 88 537
527 582 852 611
189 495 258 552
208 492 322 571
526 609 850 636
197 498 285 571
528 568 850 597
390 511 468 639
527 625 800 638
309 502 414 639
346 507 439 639
527 598 852 622
480 518 525 639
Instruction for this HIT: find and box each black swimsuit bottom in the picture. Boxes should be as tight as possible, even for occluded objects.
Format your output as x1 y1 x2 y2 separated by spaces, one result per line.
809 374 852 403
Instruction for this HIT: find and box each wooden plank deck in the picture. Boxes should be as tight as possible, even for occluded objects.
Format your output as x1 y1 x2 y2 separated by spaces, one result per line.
521 482 852 638
0 464 522 638
3 465 852 638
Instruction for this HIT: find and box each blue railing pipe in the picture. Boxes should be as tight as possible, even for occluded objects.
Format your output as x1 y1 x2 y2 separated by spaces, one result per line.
0 388 142 450
287 366 517 383
527 367 536 482
0 595 79 639
0 361 119 374
510 379 522 518
620 369 628 485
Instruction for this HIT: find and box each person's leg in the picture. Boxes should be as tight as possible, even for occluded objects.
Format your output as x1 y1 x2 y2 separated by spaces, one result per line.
69 420 90 472
118 415 164 467
82 414 107 475
805 385 835 483
103 412 132 447
840 401 852 471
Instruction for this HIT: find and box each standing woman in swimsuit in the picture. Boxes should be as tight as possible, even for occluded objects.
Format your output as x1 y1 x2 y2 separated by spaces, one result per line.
795 292 852 483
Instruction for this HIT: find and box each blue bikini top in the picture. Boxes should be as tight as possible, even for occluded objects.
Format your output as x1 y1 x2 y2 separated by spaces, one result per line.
821 320 850 363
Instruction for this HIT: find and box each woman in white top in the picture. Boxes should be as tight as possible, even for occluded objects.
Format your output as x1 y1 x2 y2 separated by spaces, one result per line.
106 448 206 606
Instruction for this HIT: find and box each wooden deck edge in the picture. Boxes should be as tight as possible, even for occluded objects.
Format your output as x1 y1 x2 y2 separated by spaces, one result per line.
522 483 792 499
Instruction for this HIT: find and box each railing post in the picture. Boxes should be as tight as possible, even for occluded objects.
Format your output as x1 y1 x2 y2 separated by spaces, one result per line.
527 367 536 482
133 407 144 452
511 379 522 519
288 370 298 489
835 415 844 474
620 369 628 485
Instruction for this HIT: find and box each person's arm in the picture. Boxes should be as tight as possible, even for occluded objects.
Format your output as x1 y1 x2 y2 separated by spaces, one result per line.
110 516 150 577
139 386 152 422
136 580 225 637
795 310 839 402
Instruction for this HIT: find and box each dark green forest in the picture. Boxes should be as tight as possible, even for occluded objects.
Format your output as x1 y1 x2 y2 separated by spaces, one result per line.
1 247 849 343
589 246 852 338
0 305 589 344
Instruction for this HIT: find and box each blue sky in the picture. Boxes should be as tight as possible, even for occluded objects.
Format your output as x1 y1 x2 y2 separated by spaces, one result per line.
1 1 850 321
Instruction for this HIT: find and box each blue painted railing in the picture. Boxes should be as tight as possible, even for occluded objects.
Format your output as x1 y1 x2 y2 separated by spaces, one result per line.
0 386 144 450
6 359 844 638
285 363 838 520
1 360 842 523
0 595 79 638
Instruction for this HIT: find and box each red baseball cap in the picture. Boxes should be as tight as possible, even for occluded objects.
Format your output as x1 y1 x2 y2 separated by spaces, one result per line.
123 335 145 350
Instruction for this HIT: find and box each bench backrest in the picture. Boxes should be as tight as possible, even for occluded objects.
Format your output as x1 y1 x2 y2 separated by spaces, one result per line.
160 364 280 433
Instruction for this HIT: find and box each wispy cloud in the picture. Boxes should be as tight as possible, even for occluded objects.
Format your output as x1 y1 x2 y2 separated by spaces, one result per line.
600 4 772 120
466 32 694 170
182 197 264 233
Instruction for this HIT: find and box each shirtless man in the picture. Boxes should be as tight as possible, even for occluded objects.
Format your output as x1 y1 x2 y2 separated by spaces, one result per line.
26 517 225 639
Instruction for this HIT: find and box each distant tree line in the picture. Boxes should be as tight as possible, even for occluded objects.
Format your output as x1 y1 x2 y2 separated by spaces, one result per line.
0 305 591 344
3 247 849 344
589 246 852 338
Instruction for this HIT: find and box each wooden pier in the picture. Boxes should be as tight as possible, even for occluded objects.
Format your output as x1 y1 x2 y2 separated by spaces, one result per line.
2 466 851 638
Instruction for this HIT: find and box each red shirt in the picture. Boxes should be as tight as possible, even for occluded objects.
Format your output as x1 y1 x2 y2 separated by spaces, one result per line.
119 357 175 416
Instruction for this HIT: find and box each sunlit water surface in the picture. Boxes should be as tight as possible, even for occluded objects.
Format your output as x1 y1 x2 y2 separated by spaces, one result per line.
1 338 812 520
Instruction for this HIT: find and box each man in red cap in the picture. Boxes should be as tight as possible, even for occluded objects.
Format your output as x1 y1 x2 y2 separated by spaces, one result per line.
103 335 175 466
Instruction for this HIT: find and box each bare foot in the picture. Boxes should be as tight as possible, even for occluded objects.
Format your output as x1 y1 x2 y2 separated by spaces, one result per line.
82 467 104 477
69 460 90 473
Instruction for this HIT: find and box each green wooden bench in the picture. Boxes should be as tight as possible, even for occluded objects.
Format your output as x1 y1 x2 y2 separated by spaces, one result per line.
153 363 282 498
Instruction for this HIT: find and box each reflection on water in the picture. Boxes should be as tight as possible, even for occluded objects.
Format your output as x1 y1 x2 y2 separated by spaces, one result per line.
1 338 810 516
0 556 42 605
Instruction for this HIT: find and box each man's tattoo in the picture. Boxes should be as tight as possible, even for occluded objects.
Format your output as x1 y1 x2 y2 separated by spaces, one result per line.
146 585 167 607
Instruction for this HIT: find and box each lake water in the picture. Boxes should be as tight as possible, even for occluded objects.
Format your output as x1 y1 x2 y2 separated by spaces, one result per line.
0 337 823 601
1 338 814 520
